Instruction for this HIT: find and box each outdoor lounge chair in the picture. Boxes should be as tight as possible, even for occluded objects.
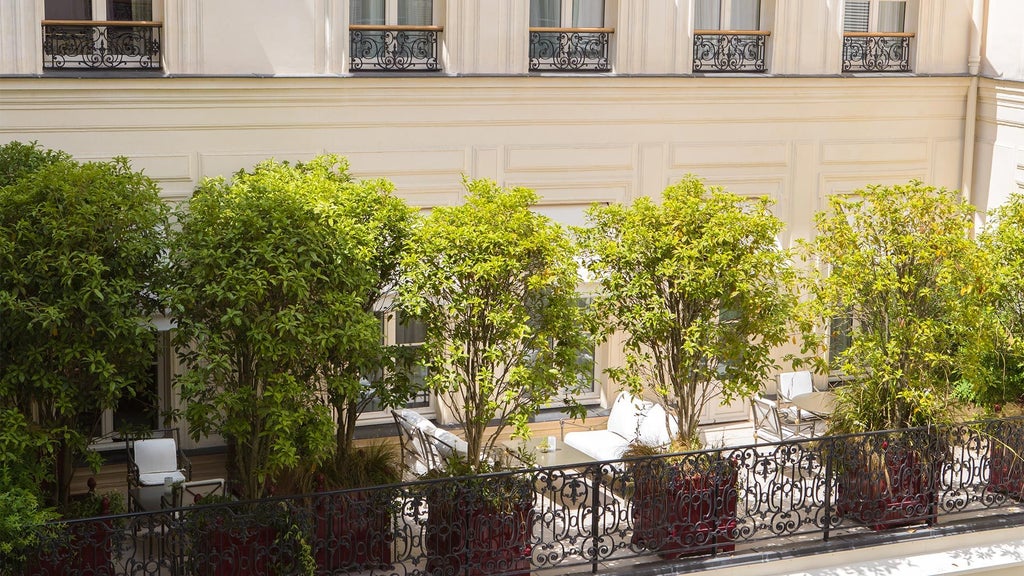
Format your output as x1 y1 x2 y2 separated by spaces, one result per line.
750 396 816 444
126 429 192 511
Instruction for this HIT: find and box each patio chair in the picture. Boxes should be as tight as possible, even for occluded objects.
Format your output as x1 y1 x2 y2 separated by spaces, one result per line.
750 396 816 444
778 371 820 422
392 409 466 477
126 429 192 511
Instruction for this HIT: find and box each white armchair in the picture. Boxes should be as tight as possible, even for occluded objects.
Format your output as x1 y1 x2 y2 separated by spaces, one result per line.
126 430 191 511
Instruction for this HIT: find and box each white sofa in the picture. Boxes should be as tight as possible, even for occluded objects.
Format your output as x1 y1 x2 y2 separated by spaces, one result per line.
563 392 679 462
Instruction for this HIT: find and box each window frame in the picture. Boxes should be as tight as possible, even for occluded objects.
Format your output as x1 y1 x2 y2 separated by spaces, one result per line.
843 0 910 33
694 0 764 32
350 0 440 27
356 306 437 426
45 0 160 22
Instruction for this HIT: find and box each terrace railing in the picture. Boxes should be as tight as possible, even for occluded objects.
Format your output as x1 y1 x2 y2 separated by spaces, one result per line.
349 25 443 72
842 32 914 73
23 416 1024 576
529 27 613 73
42 20 162 70
693 30 770 73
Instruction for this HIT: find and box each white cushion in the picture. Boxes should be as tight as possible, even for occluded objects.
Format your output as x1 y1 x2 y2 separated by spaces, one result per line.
605 392 649 439
637 403 678 447
779 371 813 401
134 438 179 476
564 429 631 462
138 470 186 487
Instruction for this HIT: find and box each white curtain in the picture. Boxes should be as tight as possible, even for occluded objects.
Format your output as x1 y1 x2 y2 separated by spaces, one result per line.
351 0 385 25
694 0 721 30
876 1 906 33
729 0 760 31
531 0 561 27
398 0 432 26
572 0 604 28
45 0 92 20
844 1 870 32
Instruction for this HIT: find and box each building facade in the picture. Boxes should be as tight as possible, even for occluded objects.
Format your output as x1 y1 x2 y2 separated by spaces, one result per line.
1 0 1022 449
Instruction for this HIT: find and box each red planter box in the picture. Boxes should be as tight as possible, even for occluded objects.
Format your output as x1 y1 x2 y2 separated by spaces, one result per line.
631 464 738 559
193 524 279 576
26 519 115 576
425 486 532 576
313 490 392 574
987 420 1024 500
837 443 937 531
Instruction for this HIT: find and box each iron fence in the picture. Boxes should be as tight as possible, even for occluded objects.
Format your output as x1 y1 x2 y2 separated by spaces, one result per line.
529 28 612 73
842 33 913 73
693 31 769 73
349 26 442 72
42 20 162 70
22 416 1024 575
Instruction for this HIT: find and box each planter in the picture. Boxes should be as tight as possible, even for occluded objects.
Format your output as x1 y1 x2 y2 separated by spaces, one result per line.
26 519 115 576
630 460 738 559
987 419 1024 500
425 481 533 576
836 438 938 530
193 523 279 576
313 489 392 574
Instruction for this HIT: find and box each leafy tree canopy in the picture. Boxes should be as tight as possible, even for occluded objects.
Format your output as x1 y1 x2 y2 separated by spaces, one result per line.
578 176 795 448
170 154 391 498
801 181 985 432
0 142 169 508
974 192 1024 409
399 178 593 470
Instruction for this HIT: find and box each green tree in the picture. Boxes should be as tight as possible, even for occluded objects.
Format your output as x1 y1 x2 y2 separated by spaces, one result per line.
322 170 418 464
578 176 795 448
0 143 169 508
802 181 984 432
169 155 403 499
399 178 592 470
974 192 1024 408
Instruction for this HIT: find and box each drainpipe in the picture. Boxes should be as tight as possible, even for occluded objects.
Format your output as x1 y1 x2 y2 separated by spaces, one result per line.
961 0 986 224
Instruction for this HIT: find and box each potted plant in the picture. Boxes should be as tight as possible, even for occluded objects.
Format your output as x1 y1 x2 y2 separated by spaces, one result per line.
310 442 401 574
184 495 315 576
422 458 534 576
973 191 1024 500
399 179 593 575
625 444 738 559
801 181 984 529
26 488 126 576
577 177 794 557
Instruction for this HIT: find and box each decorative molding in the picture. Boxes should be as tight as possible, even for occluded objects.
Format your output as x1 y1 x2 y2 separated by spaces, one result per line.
505 145 633 173
820 139 929 166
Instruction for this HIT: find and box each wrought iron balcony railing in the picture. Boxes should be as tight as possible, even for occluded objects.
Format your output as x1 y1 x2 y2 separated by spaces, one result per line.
42 20 162 70
693 30 769 73
349 25 442 72
23 416 1024 576
842 32 914 73
529 27 612 72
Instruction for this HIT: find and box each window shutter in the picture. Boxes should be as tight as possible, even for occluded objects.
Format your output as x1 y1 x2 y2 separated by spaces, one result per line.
844 1 870 33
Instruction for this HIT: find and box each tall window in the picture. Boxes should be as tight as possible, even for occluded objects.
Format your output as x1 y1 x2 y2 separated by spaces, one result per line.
695 0 761 30
844 0 906 33
84 330 167 445
361 310 433 422
351 0 433 26
530 0 605 28
45 0 153 21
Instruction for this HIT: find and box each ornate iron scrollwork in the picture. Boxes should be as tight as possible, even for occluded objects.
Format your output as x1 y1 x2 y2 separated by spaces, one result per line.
350 28 441 72
42 23 162 70
693 32 768 73
842 34 913 73
529 30 611 73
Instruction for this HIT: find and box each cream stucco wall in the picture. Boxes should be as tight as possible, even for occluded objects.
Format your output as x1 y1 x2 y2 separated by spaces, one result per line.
3 0 1023 436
